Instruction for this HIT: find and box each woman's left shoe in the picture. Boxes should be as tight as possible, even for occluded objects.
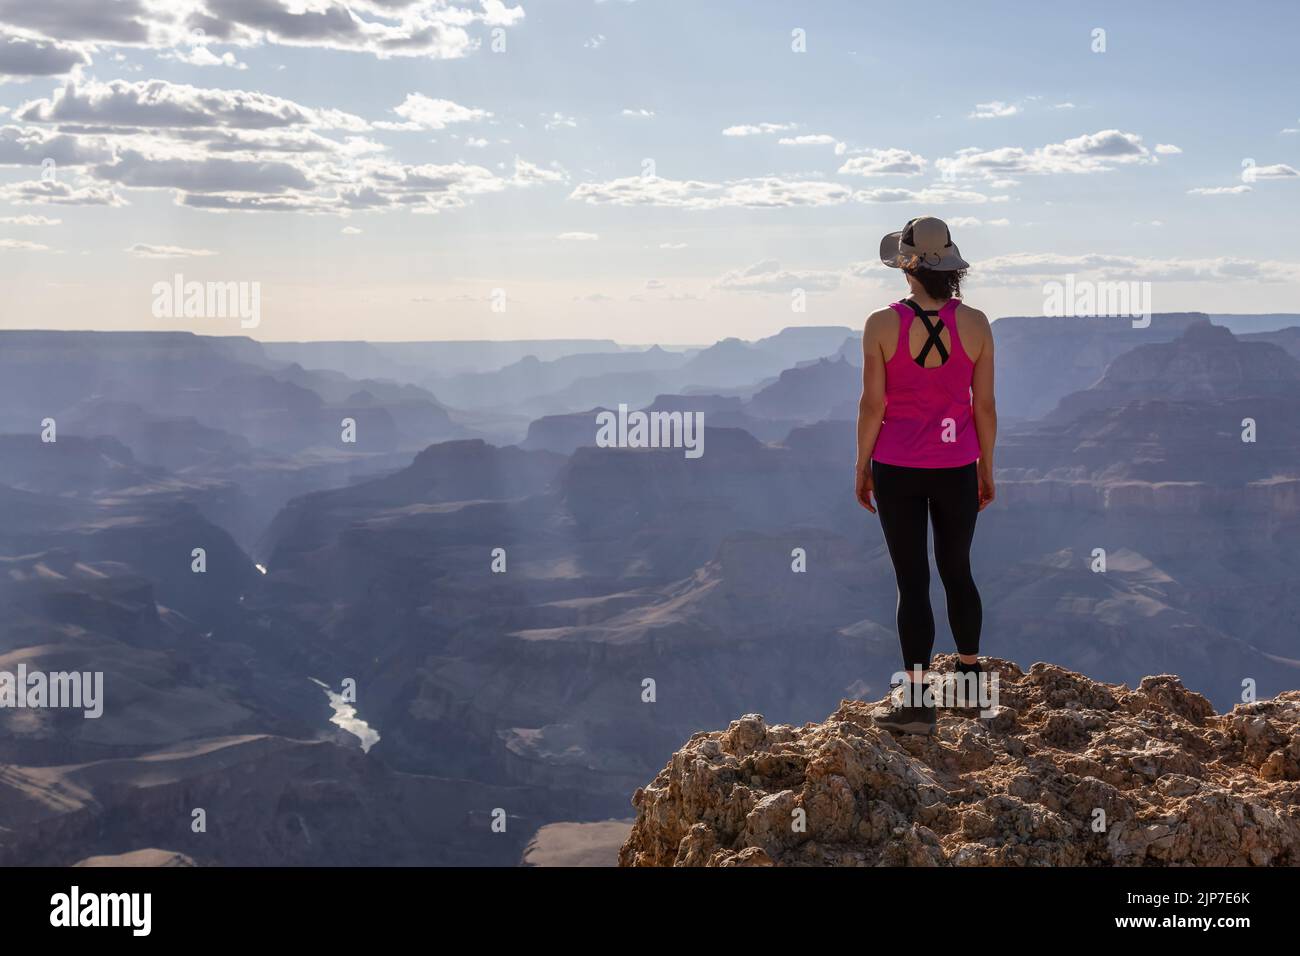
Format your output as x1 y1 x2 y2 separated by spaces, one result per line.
873 697 935 738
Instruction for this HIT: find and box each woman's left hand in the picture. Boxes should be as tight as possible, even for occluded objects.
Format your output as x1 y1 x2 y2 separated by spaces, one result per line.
856 466 876 513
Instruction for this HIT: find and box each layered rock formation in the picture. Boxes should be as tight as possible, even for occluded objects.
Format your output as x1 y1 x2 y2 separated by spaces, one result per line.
620 659 1300 866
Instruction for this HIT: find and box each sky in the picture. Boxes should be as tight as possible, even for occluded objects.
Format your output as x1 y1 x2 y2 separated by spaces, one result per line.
1 0 1299 344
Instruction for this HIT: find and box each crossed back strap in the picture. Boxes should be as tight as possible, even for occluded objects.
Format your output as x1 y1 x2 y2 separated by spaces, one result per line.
903 299 949 367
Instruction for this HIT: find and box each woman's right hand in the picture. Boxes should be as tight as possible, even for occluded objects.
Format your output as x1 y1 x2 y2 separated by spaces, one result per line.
856 465 875 513
977 464 995 511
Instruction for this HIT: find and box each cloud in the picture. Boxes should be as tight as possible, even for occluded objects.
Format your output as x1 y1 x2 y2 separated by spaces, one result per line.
0 124 113 166
621 108 654 118
1154 143 1182 155
851 185 1002 204
542 112 577 130
510 156 566 185
125 242 217 258
377 92 491 130
340 224 361 234
0 178 126 205
0 213 59 224
721 122 795 136
1187 184 1252 195
778 133 845 155
969 100 1020 119
557 231 598 240
94 148 314 193
973 252 1300 284
163 45 248 70
0 30 90 76
0 0 152 44
1248 163 1299 180
0 237 51 251
18 77 367 131
0 0 525 63
948 216 1010 227
570 174 854 209
837 148 926 177
937 129 1158 179
714 258 842 294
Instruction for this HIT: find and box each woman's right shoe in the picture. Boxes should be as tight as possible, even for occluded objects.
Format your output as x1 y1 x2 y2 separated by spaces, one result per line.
946 661 983 708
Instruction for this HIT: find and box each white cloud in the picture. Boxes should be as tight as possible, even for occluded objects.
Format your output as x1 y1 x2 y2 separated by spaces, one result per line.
1154 143 1182 155
948 216 1010 227
0 124 113 166
18 77 367 131
0 237 51 251
1187 184 1252 195
973 252 1300 284
837 148 926 177
1250 163 1299 179
715 258 842 294
0 213 59 224
0 178 126 205
557 231 598 240
852 185 1002 205
163 45 247 70
621 108 654 118
125 242 217 258
379 93 491 131
937 129 1158 179
341 225 362 234
570 174 854 209
721 122 796 137
0 0 525 64
969 100 1021 119
778 134 846 155
542 112 577 130
0 29 89 77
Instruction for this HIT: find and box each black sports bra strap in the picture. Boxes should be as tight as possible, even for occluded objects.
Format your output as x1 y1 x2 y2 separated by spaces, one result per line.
903 300 949 366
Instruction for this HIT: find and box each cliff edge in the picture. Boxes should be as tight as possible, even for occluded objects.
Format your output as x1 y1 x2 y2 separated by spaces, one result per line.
619 658 1300 866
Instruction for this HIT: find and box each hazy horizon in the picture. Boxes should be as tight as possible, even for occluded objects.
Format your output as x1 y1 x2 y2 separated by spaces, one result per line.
2 1 1299 342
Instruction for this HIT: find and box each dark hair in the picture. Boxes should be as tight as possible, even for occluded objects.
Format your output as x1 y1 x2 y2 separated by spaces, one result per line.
905 265 966 300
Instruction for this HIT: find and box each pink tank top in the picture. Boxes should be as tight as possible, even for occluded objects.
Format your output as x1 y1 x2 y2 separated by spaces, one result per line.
870 298 981 469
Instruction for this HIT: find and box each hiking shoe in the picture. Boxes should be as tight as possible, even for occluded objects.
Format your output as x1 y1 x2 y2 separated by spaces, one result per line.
944 662 984 708
873 697 937 736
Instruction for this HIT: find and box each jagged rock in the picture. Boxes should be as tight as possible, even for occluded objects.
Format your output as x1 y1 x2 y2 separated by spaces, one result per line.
619 659 1300 866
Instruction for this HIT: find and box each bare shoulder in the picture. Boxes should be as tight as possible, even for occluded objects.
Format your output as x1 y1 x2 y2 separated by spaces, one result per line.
863 305 898 340
955 302 992 356
862 305 898 358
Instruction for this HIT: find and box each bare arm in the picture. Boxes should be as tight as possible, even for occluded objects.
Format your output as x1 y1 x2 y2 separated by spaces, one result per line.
968 308 997 509
855 309 889 473
855 309 891 511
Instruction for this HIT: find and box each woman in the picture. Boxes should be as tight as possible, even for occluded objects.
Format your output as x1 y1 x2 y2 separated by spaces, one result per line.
854 216 997 735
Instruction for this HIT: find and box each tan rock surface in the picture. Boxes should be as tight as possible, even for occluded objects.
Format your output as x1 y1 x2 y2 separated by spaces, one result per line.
620 658 1300 866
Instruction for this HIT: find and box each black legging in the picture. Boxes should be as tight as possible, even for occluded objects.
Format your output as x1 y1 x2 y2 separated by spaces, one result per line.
871 460 982 670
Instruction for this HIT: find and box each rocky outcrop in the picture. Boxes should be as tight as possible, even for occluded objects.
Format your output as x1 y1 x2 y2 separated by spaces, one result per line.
620 659 1300 866
74 849 196 867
